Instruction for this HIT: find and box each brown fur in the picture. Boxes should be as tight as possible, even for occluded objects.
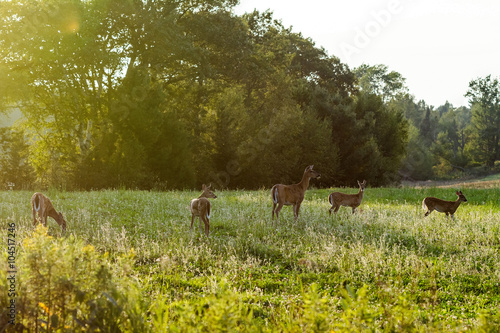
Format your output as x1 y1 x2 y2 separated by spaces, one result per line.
31 192 67 231
271 165 321 222
422 190 467 220
190 184 217 236
328 180 366 215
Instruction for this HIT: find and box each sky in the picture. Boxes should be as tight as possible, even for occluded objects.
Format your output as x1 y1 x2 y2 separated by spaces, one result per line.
234 0 500 108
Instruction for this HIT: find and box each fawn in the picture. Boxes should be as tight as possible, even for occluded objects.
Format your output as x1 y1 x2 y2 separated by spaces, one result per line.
422 190 467 220
190 184 217 236
328 180 366 215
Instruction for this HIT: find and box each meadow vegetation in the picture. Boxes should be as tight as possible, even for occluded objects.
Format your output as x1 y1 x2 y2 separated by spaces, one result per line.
1 185 500 331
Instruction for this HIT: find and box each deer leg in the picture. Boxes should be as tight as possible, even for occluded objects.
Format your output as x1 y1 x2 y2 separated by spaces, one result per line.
294 202 301 220
199 214 208 236
275 203 284 222
43 209 48 226
272 202 277 220
190 214 195 230
33 210 38 226
199 217 204 234
333 205 340 213
203 217 210 236
424 210 431 217
329 201 338 215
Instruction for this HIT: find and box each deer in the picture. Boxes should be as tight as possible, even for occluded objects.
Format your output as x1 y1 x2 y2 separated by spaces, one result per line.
422 190 467 220
31 192 67 232
190 184 217 236
271 165 321 222
328 180 366 215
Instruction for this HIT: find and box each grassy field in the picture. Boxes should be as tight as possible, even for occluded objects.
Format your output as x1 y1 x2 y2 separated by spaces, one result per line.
1 185 500 331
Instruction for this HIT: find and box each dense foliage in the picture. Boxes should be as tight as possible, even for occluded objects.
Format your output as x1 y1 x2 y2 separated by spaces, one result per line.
0 0 499 190
0 0 406 190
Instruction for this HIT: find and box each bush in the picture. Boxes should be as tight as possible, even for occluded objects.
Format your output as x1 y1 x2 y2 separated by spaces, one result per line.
0 225 149 331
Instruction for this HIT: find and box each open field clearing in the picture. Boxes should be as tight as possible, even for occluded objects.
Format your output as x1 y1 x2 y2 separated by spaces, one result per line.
403 174 500 189
1 185 500 331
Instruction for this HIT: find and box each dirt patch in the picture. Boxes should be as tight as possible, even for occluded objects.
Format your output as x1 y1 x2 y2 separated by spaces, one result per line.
403 178 500 189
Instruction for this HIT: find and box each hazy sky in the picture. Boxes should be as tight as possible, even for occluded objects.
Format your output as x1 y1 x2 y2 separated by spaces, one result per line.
234 0 500 108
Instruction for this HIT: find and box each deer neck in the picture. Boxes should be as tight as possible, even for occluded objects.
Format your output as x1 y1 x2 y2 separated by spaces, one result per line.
298 173 311 191
357 187 364 199
47 209 59 221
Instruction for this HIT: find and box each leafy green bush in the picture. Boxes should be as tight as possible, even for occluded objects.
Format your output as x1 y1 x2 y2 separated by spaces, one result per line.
1 225 148 332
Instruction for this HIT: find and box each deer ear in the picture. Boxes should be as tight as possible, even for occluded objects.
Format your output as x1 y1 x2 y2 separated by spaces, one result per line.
456 191 460 195
202 184 206 190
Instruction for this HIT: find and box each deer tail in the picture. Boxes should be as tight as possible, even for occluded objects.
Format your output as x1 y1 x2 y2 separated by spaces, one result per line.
206 204 211 219
272 186 278 204
34 194 41 212
422 198 427 210
328 193 333 205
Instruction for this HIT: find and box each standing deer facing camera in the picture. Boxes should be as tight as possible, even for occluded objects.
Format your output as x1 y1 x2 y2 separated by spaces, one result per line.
422 191 467 220
190 184 217 236
328 180 366 215
271 165 321 222
31 192 67 231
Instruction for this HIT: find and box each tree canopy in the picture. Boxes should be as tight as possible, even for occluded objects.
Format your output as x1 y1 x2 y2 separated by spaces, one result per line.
0 0 497 190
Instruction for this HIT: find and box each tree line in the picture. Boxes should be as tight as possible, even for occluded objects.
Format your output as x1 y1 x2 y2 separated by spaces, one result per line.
0 0 498 190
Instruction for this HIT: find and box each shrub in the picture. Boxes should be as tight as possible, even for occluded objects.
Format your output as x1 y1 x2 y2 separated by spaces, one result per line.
1 225 149 332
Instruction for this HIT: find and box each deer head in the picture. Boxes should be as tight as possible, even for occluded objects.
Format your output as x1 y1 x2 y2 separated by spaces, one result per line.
358 180 367 192
305 165 321 180
201 184 217 199
58 212 67 231
456 191 467 202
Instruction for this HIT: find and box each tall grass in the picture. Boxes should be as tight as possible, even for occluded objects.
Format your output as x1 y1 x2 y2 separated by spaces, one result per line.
1 186 499 331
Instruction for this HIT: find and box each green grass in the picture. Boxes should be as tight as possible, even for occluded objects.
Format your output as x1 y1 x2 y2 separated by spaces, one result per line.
1 186 500 331
479 173 500 181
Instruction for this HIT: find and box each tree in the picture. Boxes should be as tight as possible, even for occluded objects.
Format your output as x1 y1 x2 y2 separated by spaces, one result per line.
419 107 433 143
0 0 233 189
432 105 471 176
0 127 34 189
0 2 412 189
342 92 408 185
0 0 132 187
199 11 353 188
399 124 435 180
354 64 408 103
465 75 500 168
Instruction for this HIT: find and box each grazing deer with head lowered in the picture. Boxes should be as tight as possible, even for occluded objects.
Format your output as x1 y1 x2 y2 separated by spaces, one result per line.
422 191 467 220
31 192 67 231
271 165 321 222
190 184 217 236
328 180 366 215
